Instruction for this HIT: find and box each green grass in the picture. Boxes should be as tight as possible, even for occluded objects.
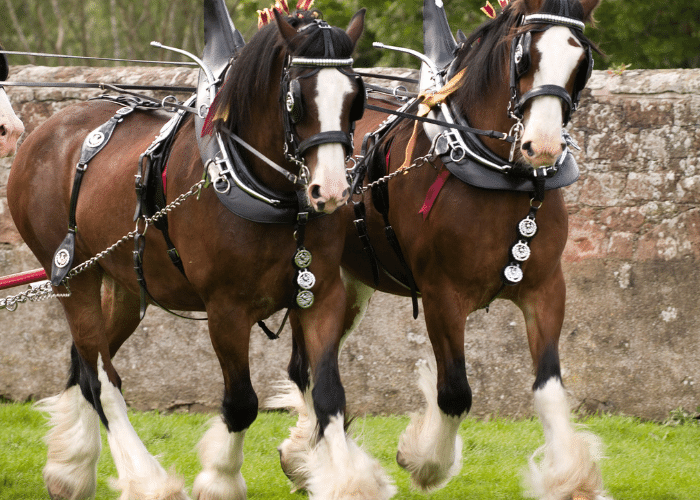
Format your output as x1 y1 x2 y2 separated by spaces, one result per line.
1 401 698 499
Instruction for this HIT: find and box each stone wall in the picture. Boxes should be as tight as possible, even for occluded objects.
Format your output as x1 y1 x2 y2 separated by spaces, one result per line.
1 65 698 421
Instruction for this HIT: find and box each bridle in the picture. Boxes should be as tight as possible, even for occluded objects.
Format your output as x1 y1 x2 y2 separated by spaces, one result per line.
280 21 366 182
508 11 593 127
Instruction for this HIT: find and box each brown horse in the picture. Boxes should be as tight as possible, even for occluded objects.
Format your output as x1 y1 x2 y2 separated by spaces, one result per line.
280 0 608 499
7 8 385 500
0 45 25 157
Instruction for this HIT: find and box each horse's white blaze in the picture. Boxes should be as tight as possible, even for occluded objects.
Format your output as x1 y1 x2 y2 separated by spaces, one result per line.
521 26 584 166
193 418 247 500
308 68 352 213
0 87 25 157
397 361 464 491
38 385 102 500
96 356 188 500
526 378 609 500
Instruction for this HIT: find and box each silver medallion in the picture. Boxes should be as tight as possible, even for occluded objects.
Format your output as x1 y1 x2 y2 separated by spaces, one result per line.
503 264 523 284
296 269 316 290
116 107 132 116
86 131 105 148
518 217 537 238
296 290 315 309
512 241 531 262
54 249 71 269
294 248 312 269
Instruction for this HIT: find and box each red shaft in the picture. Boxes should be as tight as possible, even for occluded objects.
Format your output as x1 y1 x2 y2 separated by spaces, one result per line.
0 268 49 291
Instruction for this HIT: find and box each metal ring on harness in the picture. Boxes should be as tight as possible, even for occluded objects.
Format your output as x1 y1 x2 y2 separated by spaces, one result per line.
161 95 178 112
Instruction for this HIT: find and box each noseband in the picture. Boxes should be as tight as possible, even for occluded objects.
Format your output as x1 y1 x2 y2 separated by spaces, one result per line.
281 21 366 177
508 12 593 126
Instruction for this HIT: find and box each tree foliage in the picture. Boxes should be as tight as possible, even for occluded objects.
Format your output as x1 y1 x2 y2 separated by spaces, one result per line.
0 0 698 70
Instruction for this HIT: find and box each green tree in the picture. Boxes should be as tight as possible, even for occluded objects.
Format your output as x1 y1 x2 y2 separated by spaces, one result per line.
1 0 698 70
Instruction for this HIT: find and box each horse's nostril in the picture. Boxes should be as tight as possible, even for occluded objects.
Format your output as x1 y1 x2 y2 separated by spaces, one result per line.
0 125 6 137
521 141 534 157
310 185 322 200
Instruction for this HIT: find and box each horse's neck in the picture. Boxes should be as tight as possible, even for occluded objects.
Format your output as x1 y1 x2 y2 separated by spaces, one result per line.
460 79 514 160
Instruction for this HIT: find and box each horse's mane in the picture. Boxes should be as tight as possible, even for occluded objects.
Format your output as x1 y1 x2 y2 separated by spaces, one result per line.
210 11 356 134
451 0 590 111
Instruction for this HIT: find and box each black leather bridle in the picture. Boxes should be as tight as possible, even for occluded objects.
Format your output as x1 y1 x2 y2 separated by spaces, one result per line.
508 12 593 126
280 21 365 182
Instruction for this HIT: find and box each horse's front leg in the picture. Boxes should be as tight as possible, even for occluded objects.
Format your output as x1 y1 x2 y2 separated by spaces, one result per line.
193 303 256 500
282 275 395 500
518 266 610 500
396 283 470 491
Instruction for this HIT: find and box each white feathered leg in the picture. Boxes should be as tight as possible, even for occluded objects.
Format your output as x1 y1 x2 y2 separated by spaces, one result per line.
306 414 396 500
265 380 317 492
396 361 464 491
192 418 247 500
38 385 102 500
97 356 189 500
525 378 611 500
268 380 396 500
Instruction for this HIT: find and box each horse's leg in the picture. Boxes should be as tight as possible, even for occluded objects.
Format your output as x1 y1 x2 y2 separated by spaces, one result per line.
397 286 470 491
518 267 608 500
38 343 102 500
270 270 376 493
295 277 395 500
40 270 188 500
192 304 255 500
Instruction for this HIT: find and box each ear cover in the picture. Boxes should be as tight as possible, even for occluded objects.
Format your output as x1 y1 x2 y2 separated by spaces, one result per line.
350 76 366 123
286 78 304 124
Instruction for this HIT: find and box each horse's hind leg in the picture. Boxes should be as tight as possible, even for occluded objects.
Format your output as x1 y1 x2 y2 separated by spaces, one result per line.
41 271 188 500
38 343 102 500
518 267 609 500
396 287 470 491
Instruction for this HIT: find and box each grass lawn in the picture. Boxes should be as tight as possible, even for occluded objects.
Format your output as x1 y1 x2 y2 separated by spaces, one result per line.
0 401 698 499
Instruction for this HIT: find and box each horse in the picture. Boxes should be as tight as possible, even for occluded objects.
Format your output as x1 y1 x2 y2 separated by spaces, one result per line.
7 8 384 500
0 45 25 157
280 0 608 499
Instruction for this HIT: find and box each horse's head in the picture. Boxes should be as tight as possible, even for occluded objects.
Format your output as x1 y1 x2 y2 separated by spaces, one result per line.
208 9 365 214
0 48 25 157
448 0 599 169
509 0 599 167
275 9 366 213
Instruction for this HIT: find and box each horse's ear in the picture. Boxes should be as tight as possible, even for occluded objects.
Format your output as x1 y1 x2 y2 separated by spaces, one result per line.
579 0 601 22
274 8 299 48
346 9 366 48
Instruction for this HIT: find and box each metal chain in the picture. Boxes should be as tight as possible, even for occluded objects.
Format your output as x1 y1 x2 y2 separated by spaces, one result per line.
0 179 206 312
360 151 436 193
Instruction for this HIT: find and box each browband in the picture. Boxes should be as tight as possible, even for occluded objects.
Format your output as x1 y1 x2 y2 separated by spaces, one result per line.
523 14 585 32
290 57 354 67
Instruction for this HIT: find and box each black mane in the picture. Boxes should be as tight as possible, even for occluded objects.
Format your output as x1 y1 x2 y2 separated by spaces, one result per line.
210 11 355 133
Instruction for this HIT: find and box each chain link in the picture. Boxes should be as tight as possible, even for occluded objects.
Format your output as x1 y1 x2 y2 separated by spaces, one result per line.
0 179 206 312
360 151 435 193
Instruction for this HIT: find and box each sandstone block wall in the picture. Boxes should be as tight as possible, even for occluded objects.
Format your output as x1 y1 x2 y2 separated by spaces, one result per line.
1 66 698 420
